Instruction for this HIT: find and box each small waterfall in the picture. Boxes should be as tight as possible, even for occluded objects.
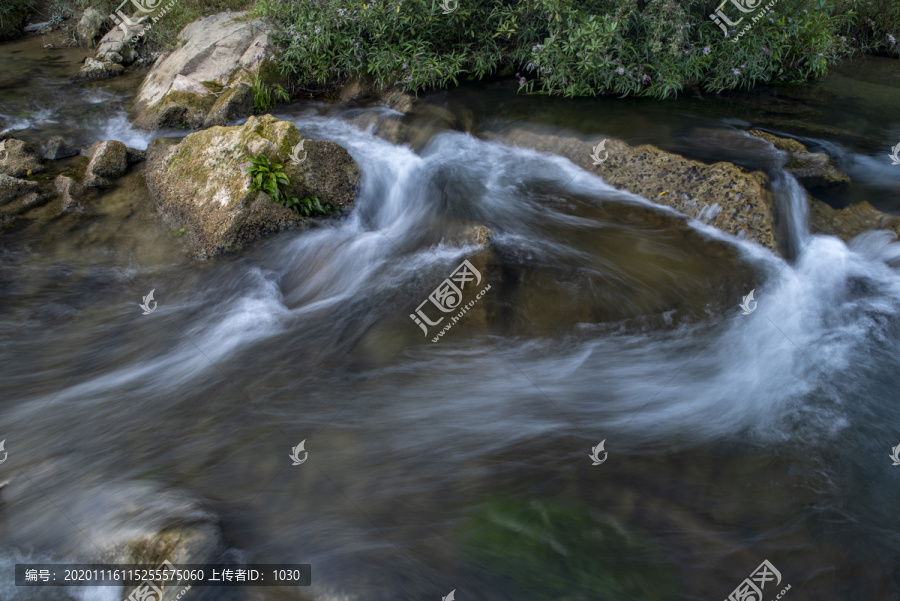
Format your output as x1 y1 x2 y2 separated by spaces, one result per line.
771 170 811 259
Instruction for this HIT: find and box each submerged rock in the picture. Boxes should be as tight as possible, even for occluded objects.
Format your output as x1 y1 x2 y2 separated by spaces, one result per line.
143 114 360 258
42 135 79 160
748 129 850 191
0 138 45 178
133 12 273 130
484 127 778 252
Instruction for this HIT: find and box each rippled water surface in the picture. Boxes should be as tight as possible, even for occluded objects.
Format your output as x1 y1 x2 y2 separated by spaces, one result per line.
2 34 900 601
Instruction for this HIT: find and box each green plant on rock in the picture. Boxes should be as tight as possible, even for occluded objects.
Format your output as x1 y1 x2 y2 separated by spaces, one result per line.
248 153 290 202
251 71 290 113
283 195 341 217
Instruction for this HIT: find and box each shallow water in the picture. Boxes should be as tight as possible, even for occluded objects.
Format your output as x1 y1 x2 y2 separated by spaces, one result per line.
2 34 900 601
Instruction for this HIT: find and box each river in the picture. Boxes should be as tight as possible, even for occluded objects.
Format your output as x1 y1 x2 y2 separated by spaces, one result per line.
1 35 900 601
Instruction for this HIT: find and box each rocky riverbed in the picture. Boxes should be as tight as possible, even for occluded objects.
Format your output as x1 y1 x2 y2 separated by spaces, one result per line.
2 6 900 601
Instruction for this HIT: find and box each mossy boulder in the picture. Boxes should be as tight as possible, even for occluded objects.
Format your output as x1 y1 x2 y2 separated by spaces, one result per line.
485 127 778 253
133 12 275 130
143 114 360 258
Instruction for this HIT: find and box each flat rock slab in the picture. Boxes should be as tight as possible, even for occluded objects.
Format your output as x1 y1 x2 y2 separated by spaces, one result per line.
482 127 778 253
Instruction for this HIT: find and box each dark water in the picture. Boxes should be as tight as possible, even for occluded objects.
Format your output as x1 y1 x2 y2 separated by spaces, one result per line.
2 34 900 601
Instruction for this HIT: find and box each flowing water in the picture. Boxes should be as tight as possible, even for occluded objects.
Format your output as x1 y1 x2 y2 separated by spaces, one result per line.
2 35 900 601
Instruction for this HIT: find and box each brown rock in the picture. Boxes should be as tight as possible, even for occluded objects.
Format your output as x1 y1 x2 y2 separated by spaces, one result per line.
809 198 900 241
483 128 778 252
748 129 850 190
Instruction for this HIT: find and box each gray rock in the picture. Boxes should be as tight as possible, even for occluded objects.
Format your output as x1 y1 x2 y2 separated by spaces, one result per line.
125 147 146 163
75 8 108 47
0 138 45 177
76 57 125 79
43 135 79 160
203 82 254 128
133 12 273 131
75 18 143 78
143 114 360 258
0 174 38 205
84 140 128 187
55 174 84 213
95 20 143 65
23 22 51 33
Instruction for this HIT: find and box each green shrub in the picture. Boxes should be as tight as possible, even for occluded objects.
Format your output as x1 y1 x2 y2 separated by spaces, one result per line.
0 0 35 41
256 0 899 99
248 153 289 202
